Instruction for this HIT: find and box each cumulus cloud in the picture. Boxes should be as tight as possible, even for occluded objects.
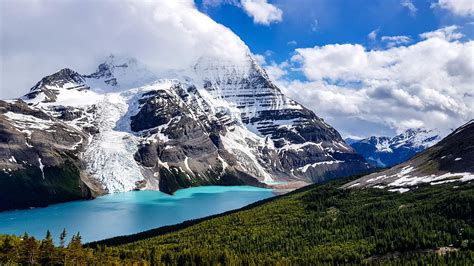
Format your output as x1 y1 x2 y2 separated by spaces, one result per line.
381 35 412 47
264 61 289 81
241 0 283 25
433 0 474 17
0 0 249 99
419 25 465 41
201 0 282 25
253 54 267 65
253 54 289 81
285 26 473 136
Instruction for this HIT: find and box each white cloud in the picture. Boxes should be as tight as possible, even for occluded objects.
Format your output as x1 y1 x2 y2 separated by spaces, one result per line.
310 19 319 32
381 35 412 47
286 26 474 136
368 29 379 41
419 25 465 41
202 0 238 8
291 43 368 81
253 54 267 65
264 50 274 57
264 61 289 81
201 0 282 25
241 0 283 25
401 0 417 16
0 0 249 99
434 0 474 17
287 40 298 46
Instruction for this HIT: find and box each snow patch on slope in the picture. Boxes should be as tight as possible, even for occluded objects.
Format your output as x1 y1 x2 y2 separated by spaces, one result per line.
298 160 344 173
363 164 474 193
220 125 274 183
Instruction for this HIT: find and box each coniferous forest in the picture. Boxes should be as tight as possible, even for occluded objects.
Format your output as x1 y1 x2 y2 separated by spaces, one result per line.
1 176 473 265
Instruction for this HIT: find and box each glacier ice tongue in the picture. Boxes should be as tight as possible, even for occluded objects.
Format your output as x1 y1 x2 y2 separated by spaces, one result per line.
83 93 144 193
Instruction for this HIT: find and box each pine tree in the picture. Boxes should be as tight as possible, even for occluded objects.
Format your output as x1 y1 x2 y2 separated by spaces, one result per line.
67 232 84 264
20 233 39 264
59 228 67 248
59 229 68 265
40 230 55 265
0 235 18 263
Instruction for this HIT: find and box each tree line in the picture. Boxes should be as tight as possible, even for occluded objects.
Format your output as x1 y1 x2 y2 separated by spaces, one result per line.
1 179 473 265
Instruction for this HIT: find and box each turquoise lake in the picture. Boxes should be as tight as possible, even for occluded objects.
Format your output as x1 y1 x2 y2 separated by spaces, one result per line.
0 186 274 243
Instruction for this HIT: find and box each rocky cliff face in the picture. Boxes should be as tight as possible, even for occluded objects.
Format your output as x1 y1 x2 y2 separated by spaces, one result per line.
0 100 104 211
0 54 370 211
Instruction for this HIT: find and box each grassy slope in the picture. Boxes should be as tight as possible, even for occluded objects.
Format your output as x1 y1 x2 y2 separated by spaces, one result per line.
87 177 474 264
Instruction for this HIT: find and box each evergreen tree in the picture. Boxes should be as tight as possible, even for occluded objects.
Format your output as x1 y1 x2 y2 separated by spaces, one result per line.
20 233 39 265
39 230 55 265
67 232 84 264
0 235 18 263
59 228 67 248
59 229 68 265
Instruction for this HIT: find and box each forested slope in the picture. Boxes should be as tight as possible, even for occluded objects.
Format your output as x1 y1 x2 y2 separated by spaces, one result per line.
2 176 473 264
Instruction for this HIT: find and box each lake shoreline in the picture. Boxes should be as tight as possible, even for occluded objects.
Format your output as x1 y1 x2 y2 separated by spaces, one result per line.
0 186 274 243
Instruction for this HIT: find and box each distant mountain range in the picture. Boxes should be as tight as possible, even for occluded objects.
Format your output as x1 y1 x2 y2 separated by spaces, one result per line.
345 120 474 192
0 54 370 211
347 128 443 168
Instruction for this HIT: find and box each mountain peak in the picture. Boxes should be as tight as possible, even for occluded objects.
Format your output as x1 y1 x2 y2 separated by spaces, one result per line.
32 68 85 90
86 55 158 90
23 68 88 103
100 54 139 70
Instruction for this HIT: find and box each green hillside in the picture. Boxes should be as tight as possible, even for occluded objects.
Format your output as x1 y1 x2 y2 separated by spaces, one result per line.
2 177 474 265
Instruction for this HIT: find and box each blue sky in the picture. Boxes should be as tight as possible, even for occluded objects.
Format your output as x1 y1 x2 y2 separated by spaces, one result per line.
194 0 473 137
197 0 473 70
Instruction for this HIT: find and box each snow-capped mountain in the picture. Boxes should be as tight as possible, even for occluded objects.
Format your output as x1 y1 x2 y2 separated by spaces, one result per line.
0 54 370 210
344 120 474 193
348 128 443 168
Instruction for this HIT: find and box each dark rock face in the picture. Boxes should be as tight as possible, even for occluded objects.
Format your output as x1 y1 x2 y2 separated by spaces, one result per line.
23 68 89 103
131 89 183 132
0 161 92 211
0 100 104 211
430 121 474 174
51 106 85 121
129 72 370 189
130 84 264 193
85 61 119 86
344 120 474 190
